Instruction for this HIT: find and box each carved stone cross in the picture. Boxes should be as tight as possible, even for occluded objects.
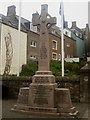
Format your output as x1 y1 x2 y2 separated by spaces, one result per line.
32 4 56 71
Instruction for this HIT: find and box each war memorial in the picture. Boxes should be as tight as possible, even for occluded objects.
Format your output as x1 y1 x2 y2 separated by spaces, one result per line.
11 4 79 118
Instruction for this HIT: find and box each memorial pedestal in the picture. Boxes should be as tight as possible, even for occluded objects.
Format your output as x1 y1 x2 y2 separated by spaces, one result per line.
12 72 78 117
28 71 57 108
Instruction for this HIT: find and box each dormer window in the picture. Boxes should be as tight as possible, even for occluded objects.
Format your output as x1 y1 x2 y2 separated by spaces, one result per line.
65 31 68 35
76 31 78 36
80 33 82 38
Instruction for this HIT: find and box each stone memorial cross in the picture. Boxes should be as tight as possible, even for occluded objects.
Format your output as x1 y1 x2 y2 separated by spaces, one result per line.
32 4 56 71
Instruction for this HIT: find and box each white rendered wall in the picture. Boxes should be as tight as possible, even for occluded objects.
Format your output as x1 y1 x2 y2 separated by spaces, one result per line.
0 24 27 75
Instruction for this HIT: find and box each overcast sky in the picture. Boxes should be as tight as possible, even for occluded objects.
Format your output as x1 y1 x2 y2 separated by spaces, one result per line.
0 0 89 28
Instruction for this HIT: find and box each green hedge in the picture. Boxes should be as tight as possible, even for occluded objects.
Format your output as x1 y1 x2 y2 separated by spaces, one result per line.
20 61 81 76
20 61 38 76
50 60 80 76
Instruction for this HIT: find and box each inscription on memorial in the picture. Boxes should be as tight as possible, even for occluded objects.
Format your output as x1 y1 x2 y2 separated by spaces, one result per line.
40 43 47 59
36 85 46 94
33 85 48 105
28 107 55 112
30 85 53 105
34 97 48 105
31 86 52 94
34 77 49 83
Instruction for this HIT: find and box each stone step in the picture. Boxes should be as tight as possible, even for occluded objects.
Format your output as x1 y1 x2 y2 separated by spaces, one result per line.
11 108 60 117
58 106 76 113
69 110 79 117
11 106 79 118
13 105 57 113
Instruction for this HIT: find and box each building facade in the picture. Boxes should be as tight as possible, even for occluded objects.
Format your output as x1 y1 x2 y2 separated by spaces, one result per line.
0 5 28 75
0 5 87 75
82 24 90 57
0 23 27 75
70 21 85 58
27 28 76 62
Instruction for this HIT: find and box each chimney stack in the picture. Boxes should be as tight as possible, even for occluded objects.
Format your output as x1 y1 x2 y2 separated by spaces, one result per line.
7 5 16 17
72 21 76 28
86 24 89 29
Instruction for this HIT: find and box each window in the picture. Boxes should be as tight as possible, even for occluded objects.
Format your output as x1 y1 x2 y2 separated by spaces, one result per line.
30 22 38 33
30 41 37 47
52 52 57 60
65 31 68 35
30 55 36 60
52 40 57 50
80 33 82 38
66 54 70 58
66 43 70 48
52 29 55 34
59 54 61 61
76 31 79 37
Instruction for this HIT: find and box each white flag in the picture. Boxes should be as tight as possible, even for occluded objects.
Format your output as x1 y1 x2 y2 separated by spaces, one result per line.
59 1 66 28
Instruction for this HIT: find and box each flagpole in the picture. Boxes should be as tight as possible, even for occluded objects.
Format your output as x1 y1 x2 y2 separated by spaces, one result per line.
17 0 21 76
60 1 64 77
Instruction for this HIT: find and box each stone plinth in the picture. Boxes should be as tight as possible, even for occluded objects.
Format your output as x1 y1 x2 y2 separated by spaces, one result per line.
55 88 79 117
17 87 29 105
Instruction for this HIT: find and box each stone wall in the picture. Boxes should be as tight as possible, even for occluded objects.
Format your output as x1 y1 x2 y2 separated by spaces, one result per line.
2 76 80 102
2 76 32 99
56 76 80 102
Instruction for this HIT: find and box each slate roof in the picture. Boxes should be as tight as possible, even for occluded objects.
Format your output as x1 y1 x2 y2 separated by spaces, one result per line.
0 6 30 33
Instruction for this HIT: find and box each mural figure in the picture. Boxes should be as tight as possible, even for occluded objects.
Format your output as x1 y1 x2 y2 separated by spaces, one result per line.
4 32 13 75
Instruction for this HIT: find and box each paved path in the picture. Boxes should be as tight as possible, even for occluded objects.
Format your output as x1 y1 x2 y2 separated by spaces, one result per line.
1 99 89 119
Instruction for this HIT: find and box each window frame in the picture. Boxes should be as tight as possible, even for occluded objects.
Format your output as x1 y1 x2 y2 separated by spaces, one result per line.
52 52 57 60
52 40 57 50
30 41 37 47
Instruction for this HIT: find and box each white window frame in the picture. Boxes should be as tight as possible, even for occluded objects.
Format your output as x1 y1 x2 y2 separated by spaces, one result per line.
30 55 36 60
66 43 70 48
66 54 70 58
30 41 37 47
52 29 55 34
59 54 61 61
52 40 57 50
65 31 68 35
80 33 82 38
52 52 57 60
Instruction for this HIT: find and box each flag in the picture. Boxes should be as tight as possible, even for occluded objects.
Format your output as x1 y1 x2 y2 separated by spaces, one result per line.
59 1 63 15
59 1 66 28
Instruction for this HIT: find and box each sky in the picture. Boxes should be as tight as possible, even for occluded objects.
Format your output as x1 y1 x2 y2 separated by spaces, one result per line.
0 0 89 28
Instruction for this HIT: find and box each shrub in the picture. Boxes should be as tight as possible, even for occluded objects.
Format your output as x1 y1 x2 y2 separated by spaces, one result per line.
20 62 38 76
50 61 61 76
20 60 80 76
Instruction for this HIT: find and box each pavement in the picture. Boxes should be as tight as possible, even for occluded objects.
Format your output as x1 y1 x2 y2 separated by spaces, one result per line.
1 99 89 119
